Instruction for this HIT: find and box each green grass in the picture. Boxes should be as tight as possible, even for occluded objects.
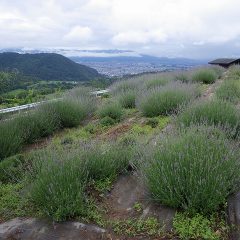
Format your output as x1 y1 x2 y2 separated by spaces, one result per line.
173 212 227 239
0 183 31 221
111 217 162 237
137 83 198 117
192 68 217 84
142 126 240 214
216 79 240 103
0 154 27 183
177 99 240 138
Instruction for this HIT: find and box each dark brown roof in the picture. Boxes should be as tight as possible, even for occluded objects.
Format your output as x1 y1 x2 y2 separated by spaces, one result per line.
208 58 240 64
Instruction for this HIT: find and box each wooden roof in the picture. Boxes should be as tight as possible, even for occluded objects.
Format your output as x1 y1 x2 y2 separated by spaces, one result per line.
208 58 240 64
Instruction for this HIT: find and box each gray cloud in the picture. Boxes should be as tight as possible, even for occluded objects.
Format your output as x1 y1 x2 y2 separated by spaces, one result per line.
0 0 240 58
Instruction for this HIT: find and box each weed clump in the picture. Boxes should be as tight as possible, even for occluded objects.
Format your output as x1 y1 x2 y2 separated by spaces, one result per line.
173 212 225 239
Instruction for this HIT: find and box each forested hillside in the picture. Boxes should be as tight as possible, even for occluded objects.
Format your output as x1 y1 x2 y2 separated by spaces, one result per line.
0 52 100 82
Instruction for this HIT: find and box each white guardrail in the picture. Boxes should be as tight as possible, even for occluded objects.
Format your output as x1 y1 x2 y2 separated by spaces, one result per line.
0 89 110 114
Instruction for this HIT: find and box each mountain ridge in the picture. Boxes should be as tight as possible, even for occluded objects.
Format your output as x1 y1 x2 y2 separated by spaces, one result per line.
0 52 100 82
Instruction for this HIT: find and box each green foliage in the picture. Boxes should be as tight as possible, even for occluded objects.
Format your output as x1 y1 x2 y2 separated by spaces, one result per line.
173 213 220 240
131 124 153 135
0 154 26 183
177 100 240 138
137 83 198 117
146 118 159 128
100 116 116 126
142 126 240 214
192 68 217 84
98 102 123 121
158 116 171 129
112 217 161 237
0 52 100 83
93 177 113 192
216 79 240 103
133 202 143 212
0 183 30 221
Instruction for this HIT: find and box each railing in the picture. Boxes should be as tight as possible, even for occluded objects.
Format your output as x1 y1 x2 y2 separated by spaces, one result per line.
0 89 110 114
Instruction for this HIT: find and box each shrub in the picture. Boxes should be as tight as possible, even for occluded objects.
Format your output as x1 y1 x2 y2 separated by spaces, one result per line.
29 153 87 221
0 120 24 160
82 143 133 181
177 100 240 137
142 126 240 214
15 107 60 143
216 79 240 103
48 99 87 128
137 83 198 117
111 80 137 93
146 118 159 128
192 69 217 84
98 102 123 121
100 116 116 126
118 90 136 108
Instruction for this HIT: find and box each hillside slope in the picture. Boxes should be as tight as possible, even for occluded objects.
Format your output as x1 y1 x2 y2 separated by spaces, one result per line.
0 52 100 82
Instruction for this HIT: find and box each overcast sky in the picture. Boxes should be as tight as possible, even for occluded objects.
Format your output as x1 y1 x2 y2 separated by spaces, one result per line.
0 0 240 59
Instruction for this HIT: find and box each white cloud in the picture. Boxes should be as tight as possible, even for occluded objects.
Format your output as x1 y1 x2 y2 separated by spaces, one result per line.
64 26 93 42
0 0 240 57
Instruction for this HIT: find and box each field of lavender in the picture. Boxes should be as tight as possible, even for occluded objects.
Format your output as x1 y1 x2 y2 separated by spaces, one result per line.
1 66 240 239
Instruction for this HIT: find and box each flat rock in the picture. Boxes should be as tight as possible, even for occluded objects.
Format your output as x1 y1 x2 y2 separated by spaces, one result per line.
106 173 176 231
227 191 240 240
0 217 107 240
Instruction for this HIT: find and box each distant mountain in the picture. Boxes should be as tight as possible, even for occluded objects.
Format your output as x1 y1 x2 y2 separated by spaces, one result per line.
70 54 206 65
0 52 100 82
